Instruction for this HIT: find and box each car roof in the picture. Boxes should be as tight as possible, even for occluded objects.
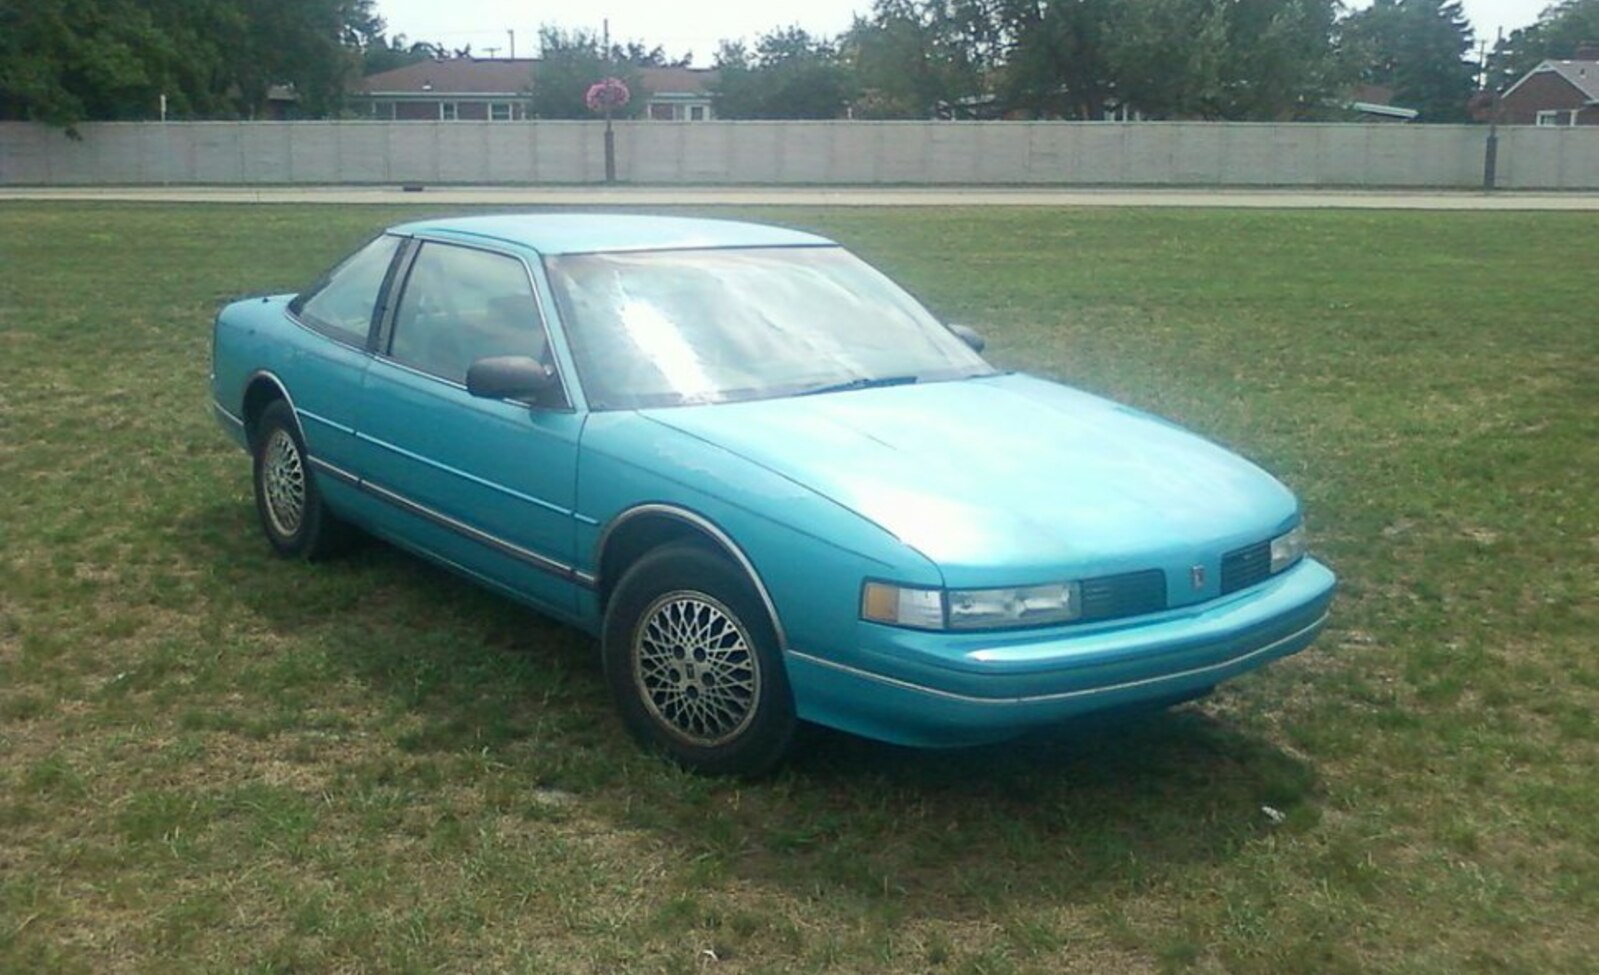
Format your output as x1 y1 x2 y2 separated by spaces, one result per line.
389 214 836 256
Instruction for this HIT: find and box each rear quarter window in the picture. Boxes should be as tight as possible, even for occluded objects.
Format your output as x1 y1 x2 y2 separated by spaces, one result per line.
294 235 402 343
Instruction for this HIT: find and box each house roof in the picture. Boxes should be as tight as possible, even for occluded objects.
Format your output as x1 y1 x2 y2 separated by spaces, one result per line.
1349 84 1398 106
1349 101 1419 120
389 214 833 256
1504 59 1599 103
352 58 717 98
1339 84 1417 121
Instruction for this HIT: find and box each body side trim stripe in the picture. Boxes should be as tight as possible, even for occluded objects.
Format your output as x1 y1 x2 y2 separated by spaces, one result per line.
360 479 578 580
297 407 356 436
305 455 360 487
303 454 592 589
354 431 573 516
212 400 245 429
787 611 1329 706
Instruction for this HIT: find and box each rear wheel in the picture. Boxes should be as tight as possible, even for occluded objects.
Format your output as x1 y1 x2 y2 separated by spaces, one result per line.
603 542 795 776
251 400 350 560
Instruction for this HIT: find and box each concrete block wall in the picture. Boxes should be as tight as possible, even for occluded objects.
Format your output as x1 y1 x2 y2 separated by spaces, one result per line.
2 120 1595 189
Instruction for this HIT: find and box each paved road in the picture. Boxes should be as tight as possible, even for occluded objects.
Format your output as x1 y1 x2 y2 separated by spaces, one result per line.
4 185 1598 210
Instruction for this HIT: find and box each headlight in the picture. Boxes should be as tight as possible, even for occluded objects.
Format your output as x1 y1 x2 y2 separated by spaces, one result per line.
862 581 1083 630
1270 524 1308 573
948 583 1080 629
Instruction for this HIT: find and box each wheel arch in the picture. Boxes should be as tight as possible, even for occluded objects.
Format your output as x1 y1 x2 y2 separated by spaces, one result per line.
595 504 788 651
241 370 303 448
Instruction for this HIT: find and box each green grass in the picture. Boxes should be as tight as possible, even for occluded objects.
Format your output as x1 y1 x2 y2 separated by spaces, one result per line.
1 202 1594 974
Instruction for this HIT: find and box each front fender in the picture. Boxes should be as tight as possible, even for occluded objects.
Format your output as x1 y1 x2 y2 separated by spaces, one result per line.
575 412 941 657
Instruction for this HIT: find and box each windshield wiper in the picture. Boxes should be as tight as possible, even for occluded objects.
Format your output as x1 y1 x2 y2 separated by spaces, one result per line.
796 375 920 397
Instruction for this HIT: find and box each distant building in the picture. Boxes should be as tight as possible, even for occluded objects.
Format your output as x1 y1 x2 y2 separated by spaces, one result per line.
348 58 717 121
1498 59 1599 126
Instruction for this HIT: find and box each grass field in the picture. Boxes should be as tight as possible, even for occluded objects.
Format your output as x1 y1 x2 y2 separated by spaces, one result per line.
0 202 1594 975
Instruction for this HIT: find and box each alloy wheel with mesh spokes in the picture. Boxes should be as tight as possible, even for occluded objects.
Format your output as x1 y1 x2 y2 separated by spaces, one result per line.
632 591 761 747
603 541 796 775
261 427 306 537
250 399 352 560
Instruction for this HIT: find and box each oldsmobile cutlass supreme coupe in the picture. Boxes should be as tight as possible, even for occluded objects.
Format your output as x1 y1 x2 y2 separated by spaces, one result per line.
211 215 1335 774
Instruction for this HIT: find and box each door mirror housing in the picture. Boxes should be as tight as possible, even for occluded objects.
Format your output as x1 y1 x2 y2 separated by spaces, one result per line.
466 356 556 401
949 323 986 354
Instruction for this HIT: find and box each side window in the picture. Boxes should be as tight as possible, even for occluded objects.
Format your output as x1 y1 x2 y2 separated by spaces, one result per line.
295 235 401 343
389 242 555 389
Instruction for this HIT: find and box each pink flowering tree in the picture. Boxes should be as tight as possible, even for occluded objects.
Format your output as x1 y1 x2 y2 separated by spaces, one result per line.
587 77 630 183
585 77 631 114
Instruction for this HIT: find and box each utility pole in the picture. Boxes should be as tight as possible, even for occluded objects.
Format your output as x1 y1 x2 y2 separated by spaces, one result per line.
159 93 169 187
1483 27 1503 191
603 18 615 183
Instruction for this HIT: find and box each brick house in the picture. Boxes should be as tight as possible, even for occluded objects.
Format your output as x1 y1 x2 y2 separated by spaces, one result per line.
349 58 717 121
1498 59 1599 126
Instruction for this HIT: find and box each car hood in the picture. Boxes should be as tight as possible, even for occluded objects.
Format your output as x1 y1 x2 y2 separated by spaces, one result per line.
639 373 1299 587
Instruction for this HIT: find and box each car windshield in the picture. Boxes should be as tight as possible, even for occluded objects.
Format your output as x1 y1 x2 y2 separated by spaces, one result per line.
543 246 996 410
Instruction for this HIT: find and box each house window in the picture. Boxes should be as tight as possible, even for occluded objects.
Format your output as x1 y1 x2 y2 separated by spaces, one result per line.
1535 109 1574 127
689 105 707 121
649 103 675 121
440 102 458 121
489 102 513 122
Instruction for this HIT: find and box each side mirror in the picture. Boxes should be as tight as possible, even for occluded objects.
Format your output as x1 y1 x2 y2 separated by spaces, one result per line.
949 323 986 354
466 355 555 401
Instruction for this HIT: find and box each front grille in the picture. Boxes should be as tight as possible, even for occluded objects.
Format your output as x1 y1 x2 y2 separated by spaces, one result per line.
1221 540 1272 594
1080 569 1168 623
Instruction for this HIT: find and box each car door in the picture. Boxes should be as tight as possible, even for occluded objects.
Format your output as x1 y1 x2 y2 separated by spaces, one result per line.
281 234 404 473
354 238 584 616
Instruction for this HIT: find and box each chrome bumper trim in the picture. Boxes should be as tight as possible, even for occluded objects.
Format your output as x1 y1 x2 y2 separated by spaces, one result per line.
788 610 1329 706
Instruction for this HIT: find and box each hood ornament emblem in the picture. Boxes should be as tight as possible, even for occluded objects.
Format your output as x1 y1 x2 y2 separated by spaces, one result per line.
1190 565 1207 589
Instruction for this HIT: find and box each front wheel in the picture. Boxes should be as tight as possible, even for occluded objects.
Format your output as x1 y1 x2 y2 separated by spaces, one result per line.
251 400 350 560
602 543 796 776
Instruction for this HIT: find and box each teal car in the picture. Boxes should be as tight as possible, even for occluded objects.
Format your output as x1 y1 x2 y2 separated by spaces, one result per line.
211 215 1335 775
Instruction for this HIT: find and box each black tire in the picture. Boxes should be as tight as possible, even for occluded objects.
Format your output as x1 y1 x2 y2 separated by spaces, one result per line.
602 542 796 776
251 400 350 560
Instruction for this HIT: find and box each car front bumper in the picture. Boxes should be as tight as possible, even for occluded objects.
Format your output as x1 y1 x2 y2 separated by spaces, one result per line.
786 557 1336 747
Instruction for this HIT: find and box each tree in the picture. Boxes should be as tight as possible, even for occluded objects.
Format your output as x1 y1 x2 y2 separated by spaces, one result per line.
528 27 647 119
1338 0 1476 121
1104 0 1232 118
608 41 693 69
995 0 1119 119
0 0 380 124
1487 0 1599 91
1214 0 1342 119
1 0 175 124
845 1 989 118
362 34 445 76
230 0 382 117
712 27 852 119
990 0 1338 121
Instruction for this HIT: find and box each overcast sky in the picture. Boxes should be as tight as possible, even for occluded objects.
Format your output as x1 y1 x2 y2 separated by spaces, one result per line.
374 0 1553 68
